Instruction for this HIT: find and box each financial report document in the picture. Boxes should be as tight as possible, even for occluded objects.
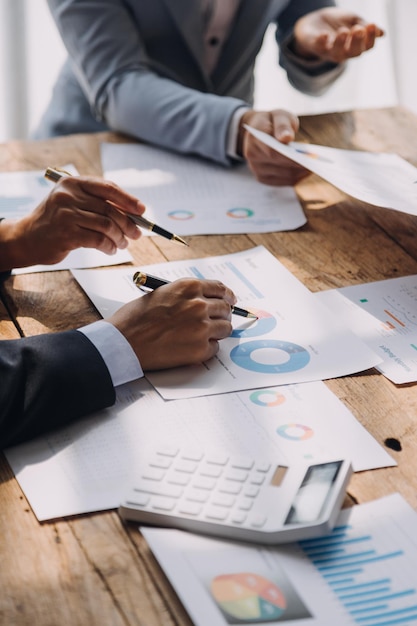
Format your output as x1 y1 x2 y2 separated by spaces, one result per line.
246 126 417 215
73 246 380 399
101 142 307 235
5 378 393 521
142 493 417 626
0 167 132 273
317 274 417 384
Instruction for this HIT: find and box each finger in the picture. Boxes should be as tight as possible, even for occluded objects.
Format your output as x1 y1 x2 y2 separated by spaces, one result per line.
200 279 237 307
271 110 299 143
73 176 147 216
345 25 368 58
66 207 131 251
326 28 349 61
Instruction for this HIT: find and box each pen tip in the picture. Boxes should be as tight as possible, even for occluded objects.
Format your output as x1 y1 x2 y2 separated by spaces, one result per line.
174 235 189 246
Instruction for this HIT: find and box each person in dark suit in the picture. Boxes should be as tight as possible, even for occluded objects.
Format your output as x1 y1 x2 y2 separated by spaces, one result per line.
0 176 236 448
35 1 383 185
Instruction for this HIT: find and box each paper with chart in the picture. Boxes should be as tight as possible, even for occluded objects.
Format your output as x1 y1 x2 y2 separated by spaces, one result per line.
316 274 417 384
142 493 417 626
100 142 306 235
246 126 417 215
72 246 380 399
0 167 132 273
4 378 394 521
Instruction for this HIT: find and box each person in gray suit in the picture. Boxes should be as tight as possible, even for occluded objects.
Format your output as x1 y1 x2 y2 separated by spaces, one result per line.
36 0 383 186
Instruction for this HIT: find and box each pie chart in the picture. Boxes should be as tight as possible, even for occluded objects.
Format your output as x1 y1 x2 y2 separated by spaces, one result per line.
211 572 287 622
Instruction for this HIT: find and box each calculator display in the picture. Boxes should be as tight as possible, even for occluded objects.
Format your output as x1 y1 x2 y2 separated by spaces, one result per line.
284 461 343 525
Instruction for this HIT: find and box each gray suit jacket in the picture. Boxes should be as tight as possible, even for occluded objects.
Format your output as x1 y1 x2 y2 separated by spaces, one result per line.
37 0 341 164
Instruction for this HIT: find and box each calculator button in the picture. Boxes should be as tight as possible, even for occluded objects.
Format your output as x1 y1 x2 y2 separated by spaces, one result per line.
141 467 166 481
211 494 235 508
199 464 223 479
250 514 267 528
249 473 266 486
174 460 198 473
237 498 254 511
167 472 191 486
218 481 242 495
185 489 210 504
177 502 203 516
230 511 247 524
125 493 150 507
157 445 179 457
205 453 229 466
243 486 259 498
224 468 248 482
133 483 183 498
255 461 271 472
192 477 216 491
180 449 204 462
149 456 172 470
205 506 229 521
151 496 176 511
230 457 254 470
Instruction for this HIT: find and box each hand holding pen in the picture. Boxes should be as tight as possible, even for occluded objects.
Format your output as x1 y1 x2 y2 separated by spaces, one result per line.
133 271 258 319
109 277 241 369
2 173 153 268
45 167 188 246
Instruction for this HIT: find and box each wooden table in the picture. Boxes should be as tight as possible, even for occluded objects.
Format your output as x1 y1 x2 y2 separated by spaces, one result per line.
2 106 417 625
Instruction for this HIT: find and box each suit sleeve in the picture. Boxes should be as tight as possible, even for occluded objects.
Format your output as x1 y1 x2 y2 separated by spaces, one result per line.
0 330 116 449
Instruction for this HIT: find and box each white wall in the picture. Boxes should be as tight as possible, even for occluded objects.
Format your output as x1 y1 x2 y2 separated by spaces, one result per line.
0 0 415 143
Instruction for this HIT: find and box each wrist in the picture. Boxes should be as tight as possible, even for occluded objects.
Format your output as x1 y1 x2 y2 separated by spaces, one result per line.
0 219 26 271
237 109 256 158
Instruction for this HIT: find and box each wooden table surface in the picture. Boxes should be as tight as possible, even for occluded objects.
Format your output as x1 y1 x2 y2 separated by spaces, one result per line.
2 107 417 625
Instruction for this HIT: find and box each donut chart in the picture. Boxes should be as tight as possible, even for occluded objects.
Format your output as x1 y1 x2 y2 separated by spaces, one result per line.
231 310 276 339
227 207 255 219
211 572 287 622
230 340 310 373
250 389 286 407
277 423 314 441
167 210 194 220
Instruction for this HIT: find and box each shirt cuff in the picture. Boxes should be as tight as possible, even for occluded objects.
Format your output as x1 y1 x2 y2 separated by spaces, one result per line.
226 106 250 160
77 320 144 387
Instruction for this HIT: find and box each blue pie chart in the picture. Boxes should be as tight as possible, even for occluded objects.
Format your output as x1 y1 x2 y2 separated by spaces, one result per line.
231 310 276 338
230 339 310 373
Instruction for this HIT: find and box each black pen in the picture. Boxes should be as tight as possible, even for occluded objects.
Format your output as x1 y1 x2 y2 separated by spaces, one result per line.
133 271 258 319
44 166 189 246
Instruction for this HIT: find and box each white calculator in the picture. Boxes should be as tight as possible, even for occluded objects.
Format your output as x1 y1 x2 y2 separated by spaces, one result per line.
119 445 352 544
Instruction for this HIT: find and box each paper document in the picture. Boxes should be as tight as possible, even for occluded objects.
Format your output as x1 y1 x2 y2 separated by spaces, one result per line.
0 167 132 272
317 274 417 384
5 379 393 521
73 246 380 399
142 493 417 626
101 142 306 235
246 126 417 215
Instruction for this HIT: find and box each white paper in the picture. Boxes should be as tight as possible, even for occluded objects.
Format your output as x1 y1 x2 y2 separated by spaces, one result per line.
246 126 417 215
142 493 417 626
0 167 133 272
5 379 393 521
316 274 417 384
101 142 307 235
72 246 381 399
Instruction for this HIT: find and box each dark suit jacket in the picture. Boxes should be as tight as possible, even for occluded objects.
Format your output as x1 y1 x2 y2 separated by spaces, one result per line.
0 329 115 449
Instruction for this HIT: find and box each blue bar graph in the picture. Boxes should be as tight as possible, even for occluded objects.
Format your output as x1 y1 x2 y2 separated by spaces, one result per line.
299 525 417 626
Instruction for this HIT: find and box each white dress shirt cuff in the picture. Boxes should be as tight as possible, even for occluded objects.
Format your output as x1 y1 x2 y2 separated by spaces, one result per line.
227 106 250 160
77 320 144 387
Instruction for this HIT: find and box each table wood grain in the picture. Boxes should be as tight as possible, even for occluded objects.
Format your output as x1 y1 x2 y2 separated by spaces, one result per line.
1 107 417 625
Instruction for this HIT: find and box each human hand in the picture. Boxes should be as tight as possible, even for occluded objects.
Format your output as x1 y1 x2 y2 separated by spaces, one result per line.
238 109 310 186
1 176 145 269
293 7 384 63
107 278 237 370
